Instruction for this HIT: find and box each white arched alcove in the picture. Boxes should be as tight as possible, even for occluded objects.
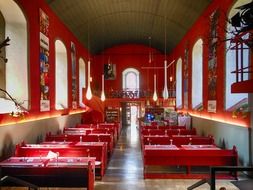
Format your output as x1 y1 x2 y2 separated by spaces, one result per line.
55 40 68 110
192 38 203 109
0 0 29 112
122 68 140 91
79 57 85 107
176 58 182 108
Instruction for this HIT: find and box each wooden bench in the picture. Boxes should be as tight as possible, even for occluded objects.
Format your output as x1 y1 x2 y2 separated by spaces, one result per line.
45 132 114 156
0 156 95 190
143 144 238 179
64 127 117 142
141 135 214 148
141 128 197 136
140 125 186 130
77 122 120 140
15 142 107 178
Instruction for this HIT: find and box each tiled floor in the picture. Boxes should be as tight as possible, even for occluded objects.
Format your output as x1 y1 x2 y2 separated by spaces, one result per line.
94 125 239 190
1 124 240 190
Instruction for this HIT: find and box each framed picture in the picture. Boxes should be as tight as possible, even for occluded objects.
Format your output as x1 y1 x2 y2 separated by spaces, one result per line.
208 100 216 113
104 63 116 80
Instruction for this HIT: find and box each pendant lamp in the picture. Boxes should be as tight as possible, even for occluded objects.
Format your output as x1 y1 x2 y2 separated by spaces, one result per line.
153 74 158 101
86 60 92 100
101 74 105 101
163 16 169 100
163 60 169 99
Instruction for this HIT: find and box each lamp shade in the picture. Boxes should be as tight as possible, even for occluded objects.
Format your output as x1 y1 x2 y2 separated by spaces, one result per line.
163 60 169 99
86 60 92 100
153 74 158 101
101 74 105 101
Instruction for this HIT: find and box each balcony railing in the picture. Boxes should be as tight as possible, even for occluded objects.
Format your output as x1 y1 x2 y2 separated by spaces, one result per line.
93 89 176 99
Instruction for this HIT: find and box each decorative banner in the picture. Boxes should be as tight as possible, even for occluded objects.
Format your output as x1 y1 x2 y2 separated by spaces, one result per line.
183 46 189 109
104 63 116 80
207 10 219 112
71 42 77 109
39 9 50 111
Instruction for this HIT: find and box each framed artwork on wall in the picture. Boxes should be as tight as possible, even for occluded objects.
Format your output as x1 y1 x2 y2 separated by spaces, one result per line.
104 63 116 80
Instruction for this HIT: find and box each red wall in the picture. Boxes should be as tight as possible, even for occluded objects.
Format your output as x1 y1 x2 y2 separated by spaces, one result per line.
93 44 169 94
91 0 250 127
167 0 250 127
0 0 249 127
0 0 91 125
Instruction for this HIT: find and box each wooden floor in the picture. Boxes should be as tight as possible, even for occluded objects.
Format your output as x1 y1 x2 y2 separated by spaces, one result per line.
1 124 240 190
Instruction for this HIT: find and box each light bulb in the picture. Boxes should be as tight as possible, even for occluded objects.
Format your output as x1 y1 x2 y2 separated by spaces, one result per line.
153 91 158 102
101 92 105 101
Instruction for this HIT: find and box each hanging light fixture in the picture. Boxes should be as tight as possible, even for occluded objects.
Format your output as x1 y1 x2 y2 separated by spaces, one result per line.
163 16 169 100
163 59 169 99
86 22 92 100
148 36 158 102
153 74 158 101
101 74 105 101
86 60 92 100
100 19 105 102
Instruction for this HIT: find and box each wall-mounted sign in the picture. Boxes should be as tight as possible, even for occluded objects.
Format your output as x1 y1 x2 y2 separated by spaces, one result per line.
208 100 217 113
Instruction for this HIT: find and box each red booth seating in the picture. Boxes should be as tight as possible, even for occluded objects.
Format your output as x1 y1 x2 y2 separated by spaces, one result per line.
140 125 186 130
141 128 197 136
0 156 95 190
99 122 121 138
143 144 238 179
15 142 107 177
45 132 114 156
77 122 121 140
141 135 214 148
64 127 117 142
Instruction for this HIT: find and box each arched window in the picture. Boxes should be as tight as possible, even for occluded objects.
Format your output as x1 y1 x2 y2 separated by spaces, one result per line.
225 0 249 110
0 0 29 113
192 39 203 109
176 58 182 108
79 58 85 107
122 68 139 91
55 40 68 110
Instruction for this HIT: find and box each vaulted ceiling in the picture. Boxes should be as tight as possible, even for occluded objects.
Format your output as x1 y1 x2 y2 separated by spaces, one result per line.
45 0 211 55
